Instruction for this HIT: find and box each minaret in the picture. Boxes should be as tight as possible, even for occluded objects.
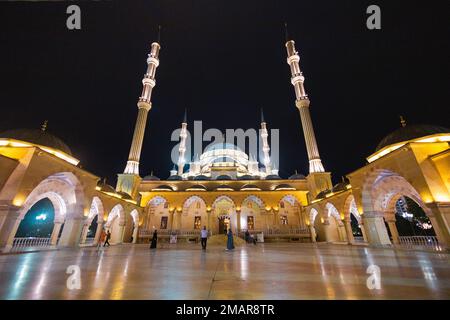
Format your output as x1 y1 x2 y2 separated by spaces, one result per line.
285 33 324 174
260 109 272 175
177 109 188 176
116 29 161 198
284 24 332 199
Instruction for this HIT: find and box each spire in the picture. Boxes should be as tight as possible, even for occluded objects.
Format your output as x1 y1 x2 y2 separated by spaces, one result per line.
157 25 161 44
260 108 265 123
41 120 48 132
183 108 187 124
284 22 290 42
400 115 407 127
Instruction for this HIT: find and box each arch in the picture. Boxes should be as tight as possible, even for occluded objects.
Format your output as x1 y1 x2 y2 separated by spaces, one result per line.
80 196 105 244
211 195 236 234
325 202 345 242
309 207 319 226
19 172 85 223
9 172 85 247
343 194 362 223
181 195 207 230
105 204 125 244
145 195 170 231
240 195 265 231
279 195 303 227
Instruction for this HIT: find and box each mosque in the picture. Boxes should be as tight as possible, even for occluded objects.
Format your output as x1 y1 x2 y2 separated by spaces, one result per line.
0 33 449 252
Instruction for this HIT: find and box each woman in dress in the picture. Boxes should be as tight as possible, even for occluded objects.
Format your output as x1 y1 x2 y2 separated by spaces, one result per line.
150 229 158 249
226 227 235 250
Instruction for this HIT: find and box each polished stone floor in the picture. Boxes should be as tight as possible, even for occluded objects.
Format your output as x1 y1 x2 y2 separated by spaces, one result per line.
0 243 449 300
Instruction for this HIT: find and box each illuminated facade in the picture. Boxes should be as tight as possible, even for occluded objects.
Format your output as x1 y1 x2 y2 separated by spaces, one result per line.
0 34 449 252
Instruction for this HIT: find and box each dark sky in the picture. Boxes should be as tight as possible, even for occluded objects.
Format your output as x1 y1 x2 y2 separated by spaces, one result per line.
0 0 448 185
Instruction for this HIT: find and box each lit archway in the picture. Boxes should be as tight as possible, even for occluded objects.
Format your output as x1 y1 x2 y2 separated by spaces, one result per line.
105 204 125 244
146 196 170 231
241 195 265 231
182 196 207 231
211 195 236 235
279 195 303 227
325 203 345 242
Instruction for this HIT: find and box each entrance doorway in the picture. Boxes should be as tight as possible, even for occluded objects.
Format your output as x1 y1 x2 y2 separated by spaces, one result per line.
218 216 230 234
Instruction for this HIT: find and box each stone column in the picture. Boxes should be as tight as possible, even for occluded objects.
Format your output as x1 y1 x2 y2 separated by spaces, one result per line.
132 225 139 244
2 216 22 253
93 220 104 245
273 209 278 226
0 204 21 250
386 219 400 245
359 221 368 242
362 212 391 245
309 224 316 243
58 217 84 247
426 202 450 248
338 224 347 242
343 219 355 244
236 210 241 233
50 222 63 246
322 219 331 242
79 223 89 244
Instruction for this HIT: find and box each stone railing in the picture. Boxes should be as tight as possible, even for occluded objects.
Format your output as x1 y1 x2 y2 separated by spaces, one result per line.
12 237 52 249
398 236 442 250
139 229 201 236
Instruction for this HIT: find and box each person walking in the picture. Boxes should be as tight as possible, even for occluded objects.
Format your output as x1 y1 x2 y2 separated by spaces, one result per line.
97 229 106 249
200 226 208 250
226 227 235 250
103 230 111 247
150 229 158 249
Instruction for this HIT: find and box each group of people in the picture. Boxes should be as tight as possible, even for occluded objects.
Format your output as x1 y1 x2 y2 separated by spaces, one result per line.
148 226 236 250
95 229 111 248
94 226 255 250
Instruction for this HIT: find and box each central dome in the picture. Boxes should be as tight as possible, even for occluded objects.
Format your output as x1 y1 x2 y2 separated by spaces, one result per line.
376 124 449 151
0 128 72 155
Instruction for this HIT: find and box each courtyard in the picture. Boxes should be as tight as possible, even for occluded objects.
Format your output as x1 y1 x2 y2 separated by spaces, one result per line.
0 243 449 300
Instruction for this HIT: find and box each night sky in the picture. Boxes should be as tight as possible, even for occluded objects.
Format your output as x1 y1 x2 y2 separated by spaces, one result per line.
0 1 448 185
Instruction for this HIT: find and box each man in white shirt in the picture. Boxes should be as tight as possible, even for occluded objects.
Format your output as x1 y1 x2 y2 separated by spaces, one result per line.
200 226 208 250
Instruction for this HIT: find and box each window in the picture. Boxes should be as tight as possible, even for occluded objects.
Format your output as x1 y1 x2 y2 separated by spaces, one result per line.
164 202 169 209
280 215 288 225
280 201 285 209
194 216 201 229
160 216 168 229
247 216 254 230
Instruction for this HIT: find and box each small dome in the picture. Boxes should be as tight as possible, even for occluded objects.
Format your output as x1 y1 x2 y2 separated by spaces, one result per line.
238 175 255 180
194 175 210 181
288 173 306 180
0 128 72 155
167 175 182 181
143 174 160 181
240 184 261 191
315 189 332 200
275 184 295 191
216 174 232 180
152 185 173 191
376 124 449 151
266 174 282 180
